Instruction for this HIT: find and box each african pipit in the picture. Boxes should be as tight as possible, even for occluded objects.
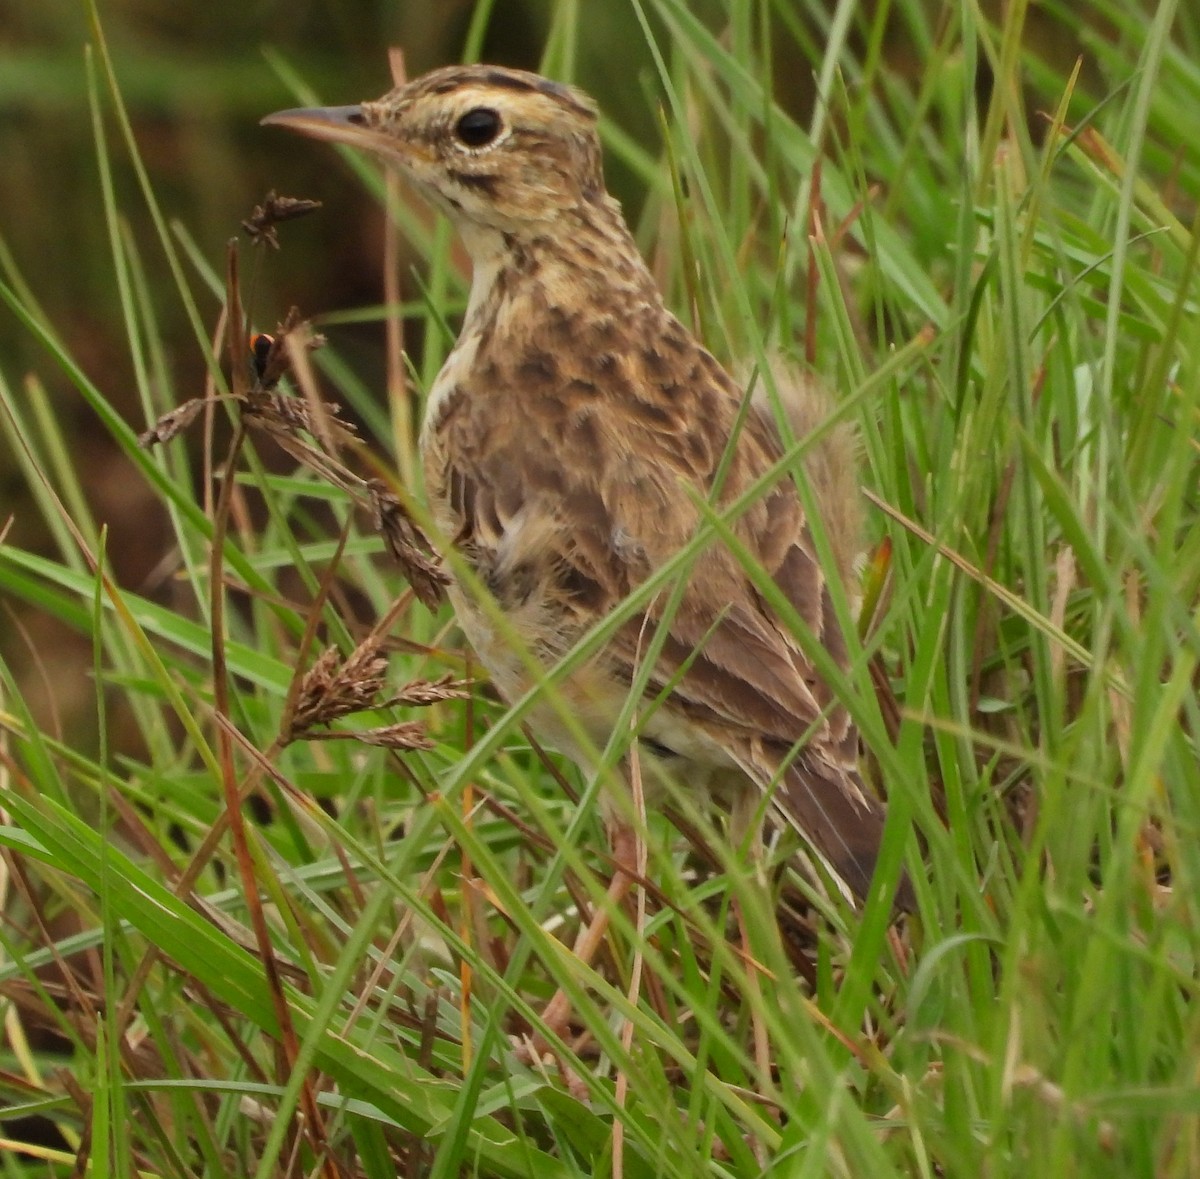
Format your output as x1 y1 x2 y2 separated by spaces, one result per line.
265 63 908 1001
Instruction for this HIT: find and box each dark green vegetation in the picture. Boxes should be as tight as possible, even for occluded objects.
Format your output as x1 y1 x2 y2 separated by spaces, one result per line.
1 1 1198 1176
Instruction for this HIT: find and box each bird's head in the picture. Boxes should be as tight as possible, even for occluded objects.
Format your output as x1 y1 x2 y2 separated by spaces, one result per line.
263 65 605 241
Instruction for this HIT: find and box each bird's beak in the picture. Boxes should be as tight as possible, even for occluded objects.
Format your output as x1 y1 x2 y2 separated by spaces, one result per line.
261 105 379 150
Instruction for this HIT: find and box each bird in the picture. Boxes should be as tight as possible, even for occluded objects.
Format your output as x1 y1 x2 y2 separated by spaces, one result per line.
264 63 908 1037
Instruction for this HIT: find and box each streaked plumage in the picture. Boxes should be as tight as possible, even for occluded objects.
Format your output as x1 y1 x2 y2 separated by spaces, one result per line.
265 64 904 907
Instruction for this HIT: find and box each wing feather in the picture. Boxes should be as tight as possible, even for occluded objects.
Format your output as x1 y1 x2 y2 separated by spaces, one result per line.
425 335 893 901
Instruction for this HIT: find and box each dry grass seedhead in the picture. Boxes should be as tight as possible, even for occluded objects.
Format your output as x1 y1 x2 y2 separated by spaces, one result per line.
241 189 323 250
286 638 468 746
138 290 448 612
366 478 448 610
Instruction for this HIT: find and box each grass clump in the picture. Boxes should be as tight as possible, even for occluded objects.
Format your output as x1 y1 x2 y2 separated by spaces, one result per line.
0 1 1198 1176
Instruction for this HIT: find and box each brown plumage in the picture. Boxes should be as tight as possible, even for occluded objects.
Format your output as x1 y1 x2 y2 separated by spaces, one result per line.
264 64 906 909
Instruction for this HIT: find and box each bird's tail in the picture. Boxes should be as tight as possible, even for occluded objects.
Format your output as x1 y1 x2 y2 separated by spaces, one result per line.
775 756 913 912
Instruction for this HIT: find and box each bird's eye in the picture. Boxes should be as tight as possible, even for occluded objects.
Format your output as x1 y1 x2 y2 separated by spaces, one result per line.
454 107 503 148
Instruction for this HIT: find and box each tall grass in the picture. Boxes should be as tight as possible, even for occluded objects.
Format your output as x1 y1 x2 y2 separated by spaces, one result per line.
0 0 1197 1175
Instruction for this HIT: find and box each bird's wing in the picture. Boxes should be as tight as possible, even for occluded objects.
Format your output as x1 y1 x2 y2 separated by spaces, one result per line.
599 411 890 901
428 350 890 899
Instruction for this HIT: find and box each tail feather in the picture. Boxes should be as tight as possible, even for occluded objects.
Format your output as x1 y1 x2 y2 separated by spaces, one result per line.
776 759 914 912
